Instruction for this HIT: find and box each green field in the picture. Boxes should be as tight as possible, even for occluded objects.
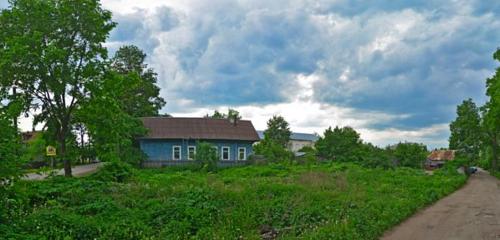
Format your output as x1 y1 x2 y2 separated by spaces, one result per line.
2 163 466 239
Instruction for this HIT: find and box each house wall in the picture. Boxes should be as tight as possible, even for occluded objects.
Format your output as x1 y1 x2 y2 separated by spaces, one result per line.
139 139 254 162
288 140 315 152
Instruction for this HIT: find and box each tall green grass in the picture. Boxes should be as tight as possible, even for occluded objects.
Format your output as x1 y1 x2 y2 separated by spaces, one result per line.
1 163 466 239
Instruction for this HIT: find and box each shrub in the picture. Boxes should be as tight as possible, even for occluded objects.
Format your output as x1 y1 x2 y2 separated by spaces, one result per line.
254 140 294 164
92 161 134 182
195 142 218 172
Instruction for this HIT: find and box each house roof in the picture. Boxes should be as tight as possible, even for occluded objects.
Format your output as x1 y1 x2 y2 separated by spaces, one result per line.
427 150 455 161
140 117 260 141
256 131 319 142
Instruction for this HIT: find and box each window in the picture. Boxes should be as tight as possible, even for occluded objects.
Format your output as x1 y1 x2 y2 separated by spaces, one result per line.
221 146 230 161
172 146 181 160
188 146 196 160
238 147 246 161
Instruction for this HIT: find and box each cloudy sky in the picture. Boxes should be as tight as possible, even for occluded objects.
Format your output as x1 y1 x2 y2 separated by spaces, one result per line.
4 0 500 148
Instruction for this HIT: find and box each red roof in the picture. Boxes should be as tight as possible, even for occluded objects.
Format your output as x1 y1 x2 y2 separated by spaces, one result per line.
427 150 455 161
140 117 260 141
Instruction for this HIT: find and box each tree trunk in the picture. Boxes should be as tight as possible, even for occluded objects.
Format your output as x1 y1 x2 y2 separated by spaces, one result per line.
59 134 72 177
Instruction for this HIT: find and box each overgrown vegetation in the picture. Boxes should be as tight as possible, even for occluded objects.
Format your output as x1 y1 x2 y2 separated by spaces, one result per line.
1 163 466 239
449 49 500 173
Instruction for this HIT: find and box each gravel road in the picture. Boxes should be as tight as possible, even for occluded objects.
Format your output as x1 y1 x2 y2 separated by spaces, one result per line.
23 162 104 180
382 169 500 240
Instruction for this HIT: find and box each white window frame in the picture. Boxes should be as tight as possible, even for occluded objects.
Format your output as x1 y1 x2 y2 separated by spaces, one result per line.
221 146 230 161
238 147 246 161
172 145 181 160
187 146 196 160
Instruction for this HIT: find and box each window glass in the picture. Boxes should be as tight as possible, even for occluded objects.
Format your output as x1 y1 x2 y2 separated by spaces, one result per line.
238 148 246 160
188 146 196 160
222 147 230 160
173 146 181 160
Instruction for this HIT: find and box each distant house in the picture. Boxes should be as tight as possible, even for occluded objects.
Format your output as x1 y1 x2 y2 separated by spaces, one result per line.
426 150 456 169
139 117 260 167
256 131 319 152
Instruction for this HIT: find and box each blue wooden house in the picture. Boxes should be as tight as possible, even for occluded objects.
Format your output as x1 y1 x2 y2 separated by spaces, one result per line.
139 117 260 167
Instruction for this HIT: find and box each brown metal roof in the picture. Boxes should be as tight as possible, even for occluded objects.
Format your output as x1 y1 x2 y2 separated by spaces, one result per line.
140 117 260 141
427 150 455 161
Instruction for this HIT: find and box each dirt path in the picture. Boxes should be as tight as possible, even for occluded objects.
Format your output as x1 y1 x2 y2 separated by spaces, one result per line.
382 169 500 240
23 162 104 180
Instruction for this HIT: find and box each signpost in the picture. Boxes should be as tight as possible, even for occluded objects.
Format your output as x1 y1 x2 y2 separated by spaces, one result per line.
46 146 56 167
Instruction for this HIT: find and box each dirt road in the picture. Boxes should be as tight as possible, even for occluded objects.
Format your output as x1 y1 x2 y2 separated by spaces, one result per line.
24 162 104 180
382 169 500 240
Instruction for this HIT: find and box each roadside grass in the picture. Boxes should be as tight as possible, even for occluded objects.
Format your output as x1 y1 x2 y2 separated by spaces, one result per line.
1 162 466 239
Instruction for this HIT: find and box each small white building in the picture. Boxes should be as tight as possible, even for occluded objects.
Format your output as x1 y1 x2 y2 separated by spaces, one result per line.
257 131 319 153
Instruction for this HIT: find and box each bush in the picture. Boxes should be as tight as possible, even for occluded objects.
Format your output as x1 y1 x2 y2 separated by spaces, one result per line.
254 140 294 164
92 161 134 182
195 142 218 172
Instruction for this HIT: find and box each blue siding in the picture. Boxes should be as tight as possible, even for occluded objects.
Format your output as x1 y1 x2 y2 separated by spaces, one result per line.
139 139 254 161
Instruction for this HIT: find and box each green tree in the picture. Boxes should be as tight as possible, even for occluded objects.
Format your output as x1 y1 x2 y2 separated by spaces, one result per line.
195 142 218 172
393 142 428 168
0 0 115 176
78 72 146 166
482 49 500 173
315 126 363 161
449 99 482 164
0 108 23 183
206 108 241 121
263 115 291 148
111 45 166 117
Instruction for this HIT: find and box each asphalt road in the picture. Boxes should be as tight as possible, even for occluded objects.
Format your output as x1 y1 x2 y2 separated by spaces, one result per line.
382 169 500 240
23 162 104 180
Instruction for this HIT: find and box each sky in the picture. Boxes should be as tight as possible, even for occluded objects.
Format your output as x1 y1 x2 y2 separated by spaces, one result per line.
4 0 500 148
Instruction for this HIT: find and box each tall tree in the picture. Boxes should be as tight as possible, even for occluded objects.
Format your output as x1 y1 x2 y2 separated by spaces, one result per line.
263 115 291 148
482 49 500 173
110 45 165 117
0 0 115 176
78 72 146 166
315 126 363 161
393 142 428 168
449 98 482 163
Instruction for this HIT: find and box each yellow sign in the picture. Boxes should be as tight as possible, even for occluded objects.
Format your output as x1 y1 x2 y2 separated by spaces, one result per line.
46 146 56 156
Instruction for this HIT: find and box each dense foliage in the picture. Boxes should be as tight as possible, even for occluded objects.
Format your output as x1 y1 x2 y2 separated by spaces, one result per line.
263 115 292 148
0 163 466 239
316 126 363 162
393 142 428 168
449 99 482 164
481 49 500 172
110 45 166 117
195 142 219 172
255 115 294 163
0 0 116 176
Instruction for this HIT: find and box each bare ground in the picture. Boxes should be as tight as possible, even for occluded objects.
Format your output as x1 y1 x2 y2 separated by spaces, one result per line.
382 169 500 240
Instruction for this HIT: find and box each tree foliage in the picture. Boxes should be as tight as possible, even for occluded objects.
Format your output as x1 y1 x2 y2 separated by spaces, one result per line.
315 126 363 162
482 48 500 172
0 108 23 183
195 142 218 172
78 72 146 166
393 142 428 168
110 45 166 117
449 98 482 163
0 0 116 176
263 115 291 148
206 108 242 122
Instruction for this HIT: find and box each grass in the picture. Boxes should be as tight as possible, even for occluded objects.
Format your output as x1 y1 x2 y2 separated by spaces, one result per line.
1 162 466 239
